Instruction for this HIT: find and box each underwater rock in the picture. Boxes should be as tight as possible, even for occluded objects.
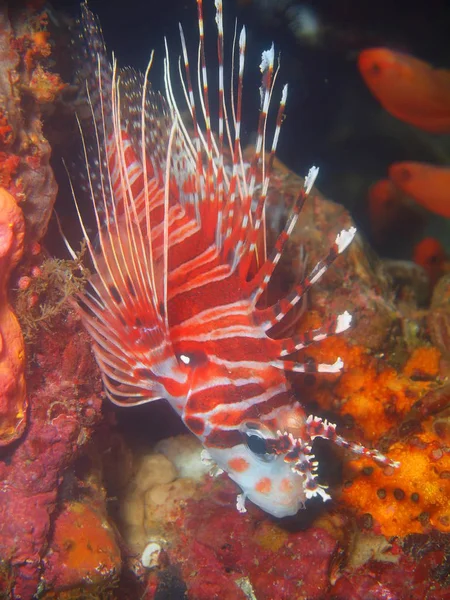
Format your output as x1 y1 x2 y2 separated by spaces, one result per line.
155 434 211 480
135 452 178 493
0 5 61 244
0 187 26 446
43 500 121 592
429 274 450 360
0 313 104 598
381 258 430 308
262 152 397 353
150 488 338 600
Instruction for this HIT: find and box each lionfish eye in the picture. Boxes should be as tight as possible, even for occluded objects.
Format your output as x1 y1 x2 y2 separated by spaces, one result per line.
242 424 276 462
245 432 267 455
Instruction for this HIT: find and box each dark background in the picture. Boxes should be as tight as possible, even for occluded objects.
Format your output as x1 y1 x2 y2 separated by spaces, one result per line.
41 0 450 256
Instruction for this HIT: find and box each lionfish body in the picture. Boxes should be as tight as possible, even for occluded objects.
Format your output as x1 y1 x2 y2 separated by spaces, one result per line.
73 0 398 517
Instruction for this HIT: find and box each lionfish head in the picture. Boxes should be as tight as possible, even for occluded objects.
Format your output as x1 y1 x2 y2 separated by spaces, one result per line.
203 405 318 517
69 0 399 518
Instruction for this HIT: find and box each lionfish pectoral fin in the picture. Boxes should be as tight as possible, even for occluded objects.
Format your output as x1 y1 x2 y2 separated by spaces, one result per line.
201 449 224 477
236 493 248 513
100 370 165 407
305 416 400 469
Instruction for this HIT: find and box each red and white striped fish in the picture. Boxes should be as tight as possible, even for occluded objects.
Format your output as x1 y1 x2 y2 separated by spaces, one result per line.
69 0 398 517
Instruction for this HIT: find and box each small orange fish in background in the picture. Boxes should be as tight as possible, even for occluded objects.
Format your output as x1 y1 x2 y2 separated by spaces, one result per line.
358 48 450 133
367 178 424 244
413 237 448 286
368 179 405 241
388 161 450 218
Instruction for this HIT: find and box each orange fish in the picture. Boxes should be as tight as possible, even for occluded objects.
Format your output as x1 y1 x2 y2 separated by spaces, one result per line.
389 162 450 218
368 179 404 241
413 237 447 286
367 178 425 244
358 48 450 133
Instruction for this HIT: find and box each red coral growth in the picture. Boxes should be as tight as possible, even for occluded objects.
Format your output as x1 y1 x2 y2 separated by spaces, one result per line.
0 188 26 447
0 313 105 598
0 112 14 147
138 470 450 599
0 152 20 189
0 4 60 242
331 556 450 600
144 483 338 600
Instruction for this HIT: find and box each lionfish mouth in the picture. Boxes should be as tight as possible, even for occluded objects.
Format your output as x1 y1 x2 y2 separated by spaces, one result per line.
62 0 399 517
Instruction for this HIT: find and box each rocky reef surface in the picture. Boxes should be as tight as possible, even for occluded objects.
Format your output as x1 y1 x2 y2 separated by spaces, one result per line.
0 3 449 600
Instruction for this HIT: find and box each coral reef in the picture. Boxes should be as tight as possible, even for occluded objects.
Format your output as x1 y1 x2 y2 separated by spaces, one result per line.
112 430 450 599
0 310 115 598
13 248 89 343
0 3 448 597
0 75 109 595
429 274 450 361
43 500 121 592
0 152 448 598
0 4 62 244
1 124 447 597
342 424 450 537
0 188 26 447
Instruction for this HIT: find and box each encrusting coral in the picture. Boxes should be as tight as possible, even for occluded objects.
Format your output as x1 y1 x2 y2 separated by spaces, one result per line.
294 319 449 538
43 500 121 592
0 4 61 244
0 187 26 446
0 311 113 598
343 424 450 538
0 5 123 598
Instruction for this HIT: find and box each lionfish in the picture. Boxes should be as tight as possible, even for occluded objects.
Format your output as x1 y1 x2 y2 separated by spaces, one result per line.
69 0 398 518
